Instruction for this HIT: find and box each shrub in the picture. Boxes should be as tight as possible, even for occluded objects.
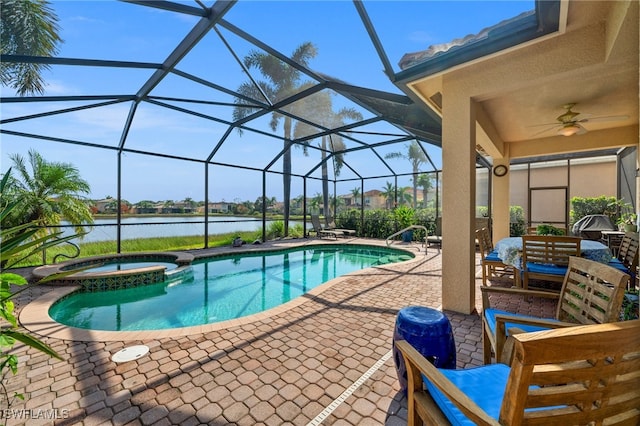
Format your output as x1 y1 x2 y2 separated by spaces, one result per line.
1 170 77 412
536 224 565 236
336 209 360 234
265 220 285 239
570 196 618 225
510 206 526 236
393 205 415 229
362 210 395 239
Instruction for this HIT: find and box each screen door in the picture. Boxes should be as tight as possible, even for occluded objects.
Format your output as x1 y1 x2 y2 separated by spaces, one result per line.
529 187 568 231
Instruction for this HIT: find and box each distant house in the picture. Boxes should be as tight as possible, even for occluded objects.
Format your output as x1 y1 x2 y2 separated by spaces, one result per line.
133 205 157 214
363 190 386 210
174 201 196 213
340 194 358 208
92 198 132 214
199 202 232 214
92 199 112 214
271 202 283 214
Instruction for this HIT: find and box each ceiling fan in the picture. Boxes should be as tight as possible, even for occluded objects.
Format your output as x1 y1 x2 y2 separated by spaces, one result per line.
530 103 629 137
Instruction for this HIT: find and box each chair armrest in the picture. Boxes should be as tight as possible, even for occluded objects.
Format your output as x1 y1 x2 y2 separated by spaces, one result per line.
494 314 576 365
480 285 560 310
396 340 500 426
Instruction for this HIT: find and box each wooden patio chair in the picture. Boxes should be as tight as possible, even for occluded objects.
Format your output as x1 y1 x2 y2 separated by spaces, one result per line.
481 256 629 364
518 234 581 290
475 227 512 286
396 320 640 426
609 232 639 288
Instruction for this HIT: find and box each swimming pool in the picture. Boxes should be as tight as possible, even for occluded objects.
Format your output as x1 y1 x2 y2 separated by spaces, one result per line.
32 252 194 291
77 261 179 273
49 245 413 331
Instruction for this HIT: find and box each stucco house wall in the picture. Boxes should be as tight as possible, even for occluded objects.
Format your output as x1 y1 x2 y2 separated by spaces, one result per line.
509 156 616 226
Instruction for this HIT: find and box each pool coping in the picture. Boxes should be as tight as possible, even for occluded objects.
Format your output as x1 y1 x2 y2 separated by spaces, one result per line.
31 251 194 280
19 238 428 342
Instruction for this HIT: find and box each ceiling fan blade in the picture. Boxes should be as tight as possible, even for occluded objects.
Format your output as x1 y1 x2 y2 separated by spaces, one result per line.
576 123 588 135
527 122 559 128
531 125 558 137
579 114 629 123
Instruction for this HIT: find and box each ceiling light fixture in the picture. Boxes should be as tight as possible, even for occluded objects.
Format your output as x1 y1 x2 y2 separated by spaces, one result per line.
557 124 580 136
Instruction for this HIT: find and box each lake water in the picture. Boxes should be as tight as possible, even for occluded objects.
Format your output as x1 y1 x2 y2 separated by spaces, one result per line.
60 216 303 243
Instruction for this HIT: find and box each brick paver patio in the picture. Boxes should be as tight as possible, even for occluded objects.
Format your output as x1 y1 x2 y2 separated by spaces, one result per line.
4 238 492 425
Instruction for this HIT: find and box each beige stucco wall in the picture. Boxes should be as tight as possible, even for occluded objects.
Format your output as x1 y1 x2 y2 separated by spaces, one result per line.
509 158 616 223
476 157 617 237
404 1 637 315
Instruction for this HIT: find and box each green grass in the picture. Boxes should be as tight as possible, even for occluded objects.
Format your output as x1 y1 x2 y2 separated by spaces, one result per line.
13 222 306 268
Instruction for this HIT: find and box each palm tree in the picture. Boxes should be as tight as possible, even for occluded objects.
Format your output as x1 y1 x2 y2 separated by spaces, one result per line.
3 149 93 235
381 181 396 210
416 173 434 208
291 194 305 214
233 42 318 237
163 200 175 213
0 0 62 95
350 187 361 207
182 197 196 213
293 90 362 224
329 194 345 212
397 187 413 206
309 192 322 214
135 200 155 214
254 196 276 212
385 141 428 208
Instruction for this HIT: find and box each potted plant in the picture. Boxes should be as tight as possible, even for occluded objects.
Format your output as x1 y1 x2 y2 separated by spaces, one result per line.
394 205 415 242
536 224 565 236
615 201 638 232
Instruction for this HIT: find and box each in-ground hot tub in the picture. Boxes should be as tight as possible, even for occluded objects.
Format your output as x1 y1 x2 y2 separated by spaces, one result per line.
32 252 194 291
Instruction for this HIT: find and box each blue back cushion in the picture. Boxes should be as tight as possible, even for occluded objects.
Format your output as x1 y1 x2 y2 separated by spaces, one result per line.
423 364 510 425
422 363 565 424
485 250 503 262
608 258 630 273
484 308 559 336
525 262 567 275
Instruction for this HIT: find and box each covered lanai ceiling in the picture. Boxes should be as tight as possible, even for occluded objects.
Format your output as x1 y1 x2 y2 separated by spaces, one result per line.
396 0 638 162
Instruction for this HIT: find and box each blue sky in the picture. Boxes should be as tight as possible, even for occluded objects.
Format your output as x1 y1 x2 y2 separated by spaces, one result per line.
1 1 533 204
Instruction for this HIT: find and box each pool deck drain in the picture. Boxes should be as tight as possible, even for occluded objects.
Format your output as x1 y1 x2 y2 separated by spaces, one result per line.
306 350 393 426
111 345 150 363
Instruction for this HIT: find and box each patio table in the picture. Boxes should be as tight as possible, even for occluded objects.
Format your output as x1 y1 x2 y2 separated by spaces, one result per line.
494 237 613 269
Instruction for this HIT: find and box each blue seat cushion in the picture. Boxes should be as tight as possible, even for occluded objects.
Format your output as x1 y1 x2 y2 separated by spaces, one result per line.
608 258 630 274
525 262 567 276
423 364 510 425
485 250 503 262
422 363 565 425
484 308 559 336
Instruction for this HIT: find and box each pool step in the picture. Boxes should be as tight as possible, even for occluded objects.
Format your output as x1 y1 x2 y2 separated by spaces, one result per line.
375 254 413 265
164 266 194 285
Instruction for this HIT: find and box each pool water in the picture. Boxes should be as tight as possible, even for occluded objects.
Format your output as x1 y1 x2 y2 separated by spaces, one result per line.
49 245 413 331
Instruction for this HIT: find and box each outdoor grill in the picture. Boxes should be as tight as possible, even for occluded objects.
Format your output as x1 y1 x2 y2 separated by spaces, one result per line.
571 215 617 240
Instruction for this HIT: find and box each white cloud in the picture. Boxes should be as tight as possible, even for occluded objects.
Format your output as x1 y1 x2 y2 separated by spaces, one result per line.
407 30 435 45
44 79 78 95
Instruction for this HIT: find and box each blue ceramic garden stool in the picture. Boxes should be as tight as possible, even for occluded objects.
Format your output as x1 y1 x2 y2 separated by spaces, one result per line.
392 306 456 394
